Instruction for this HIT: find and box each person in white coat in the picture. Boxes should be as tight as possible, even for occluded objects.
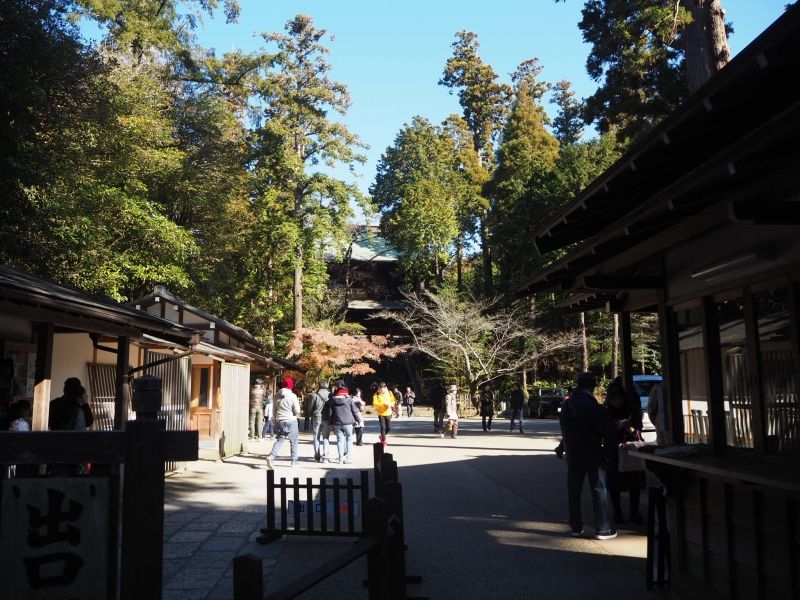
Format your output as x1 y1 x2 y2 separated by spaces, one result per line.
441 384 459 439
266 376 301 469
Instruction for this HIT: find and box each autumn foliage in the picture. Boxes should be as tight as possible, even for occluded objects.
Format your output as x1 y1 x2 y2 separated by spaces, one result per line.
285 323 407 384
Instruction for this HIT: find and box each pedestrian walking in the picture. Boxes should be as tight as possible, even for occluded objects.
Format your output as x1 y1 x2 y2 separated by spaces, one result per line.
431 382 446 433
302 387 313 432
441 384 459 438
372 381 396 446
262 389 275 439
248 378 266 440
392 385 403 418
604 377 646 525
479 384 495 431
265 377 301 469
310 381 330 462
353 388 366 446
330 380 360 464
559 372 618 539
404 385 416 417
509 383 527 433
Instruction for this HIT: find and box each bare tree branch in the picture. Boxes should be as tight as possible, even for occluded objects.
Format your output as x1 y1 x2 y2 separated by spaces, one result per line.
376 291 581 391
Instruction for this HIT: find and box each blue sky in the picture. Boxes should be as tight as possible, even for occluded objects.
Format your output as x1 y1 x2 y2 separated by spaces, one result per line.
84 1 793 198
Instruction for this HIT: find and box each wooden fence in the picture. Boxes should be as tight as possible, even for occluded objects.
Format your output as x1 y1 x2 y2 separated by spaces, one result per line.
235 443 422 600
258 470 370 543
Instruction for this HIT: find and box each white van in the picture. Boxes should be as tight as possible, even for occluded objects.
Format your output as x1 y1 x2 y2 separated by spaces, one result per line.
633 374 662 442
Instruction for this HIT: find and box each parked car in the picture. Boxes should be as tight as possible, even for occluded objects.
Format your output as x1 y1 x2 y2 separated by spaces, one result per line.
633 374 662 441
528 387 567 418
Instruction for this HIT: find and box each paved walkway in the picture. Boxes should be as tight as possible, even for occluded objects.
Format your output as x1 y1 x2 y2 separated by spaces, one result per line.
162 413 677 599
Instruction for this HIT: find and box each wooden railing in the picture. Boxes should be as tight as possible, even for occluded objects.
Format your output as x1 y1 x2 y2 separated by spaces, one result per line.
235 443 422 600
258 470 370 543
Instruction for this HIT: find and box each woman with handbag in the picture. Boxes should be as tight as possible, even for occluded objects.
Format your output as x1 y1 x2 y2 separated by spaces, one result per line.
604 377 646 525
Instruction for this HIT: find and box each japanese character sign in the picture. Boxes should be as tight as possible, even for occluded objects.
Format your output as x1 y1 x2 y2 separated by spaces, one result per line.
1 478 108 599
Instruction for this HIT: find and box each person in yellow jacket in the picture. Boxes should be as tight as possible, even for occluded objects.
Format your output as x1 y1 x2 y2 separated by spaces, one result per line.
372 381 396 446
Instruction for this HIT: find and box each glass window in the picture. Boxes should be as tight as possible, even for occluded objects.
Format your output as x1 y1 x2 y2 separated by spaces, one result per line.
198 368 209 408
677 308 709 444
755 287 799 457
717 297 752 449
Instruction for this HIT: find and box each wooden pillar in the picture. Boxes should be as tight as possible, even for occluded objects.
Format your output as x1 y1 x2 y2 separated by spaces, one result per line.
657 289 683 444
115 336 130 431
702 296 725 454
620 311 634 390
743 290 765 455
120 377 166 600
32 322 53 431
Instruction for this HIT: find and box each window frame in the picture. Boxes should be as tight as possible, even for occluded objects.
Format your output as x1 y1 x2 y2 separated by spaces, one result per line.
669 275 800 460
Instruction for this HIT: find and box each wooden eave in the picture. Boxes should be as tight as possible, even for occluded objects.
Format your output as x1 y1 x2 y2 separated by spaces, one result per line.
516 4 800 300
0 266 194 344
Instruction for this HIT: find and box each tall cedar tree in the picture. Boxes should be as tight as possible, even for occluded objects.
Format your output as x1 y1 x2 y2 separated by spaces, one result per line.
550 80 584 146
74 0 241 58
440 115 485 291
561 0 731 141
254 15 368 332
371 117 461 288
440 31 511 297
490 69 560 294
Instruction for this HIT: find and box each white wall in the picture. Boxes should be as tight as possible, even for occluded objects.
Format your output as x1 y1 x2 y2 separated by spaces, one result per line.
51 333 140 399
51 333 97 399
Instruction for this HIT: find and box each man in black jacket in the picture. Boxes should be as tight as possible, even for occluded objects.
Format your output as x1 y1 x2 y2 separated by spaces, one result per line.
49 377 93 431
559 372 618 540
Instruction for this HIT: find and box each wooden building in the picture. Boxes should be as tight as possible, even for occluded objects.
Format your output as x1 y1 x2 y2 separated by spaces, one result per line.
131 286 294 457
0 265 195 434
517 6 800 599
328 226 405 337
327 228 428 396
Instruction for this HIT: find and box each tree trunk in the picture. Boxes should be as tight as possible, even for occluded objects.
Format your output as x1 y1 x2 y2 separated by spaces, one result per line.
683 0 731 93
612 313 619 378
580 311 588 371
456 237 463 292
293 189 304 332
293 257 303 331
480 209 493 297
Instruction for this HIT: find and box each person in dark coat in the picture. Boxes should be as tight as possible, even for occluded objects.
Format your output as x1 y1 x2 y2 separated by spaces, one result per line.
431 382 446 433
49 377 94 475
49 377 93 431
479 384 495 431
604 376 646 524
509 383 527 433
559 372 618 539
330 380 360 464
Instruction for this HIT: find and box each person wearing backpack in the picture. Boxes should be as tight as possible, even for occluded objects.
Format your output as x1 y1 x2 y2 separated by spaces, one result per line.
311 381 330 462
330 380 361 464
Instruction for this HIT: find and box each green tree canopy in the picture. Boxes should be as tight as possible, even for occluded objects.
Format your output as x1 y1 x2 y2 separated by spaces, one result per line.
253 14 369 332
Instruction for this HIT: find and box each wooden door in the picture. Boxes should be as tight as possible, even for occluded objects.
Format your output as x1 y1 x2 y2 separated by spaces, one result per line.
190 365 214 439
